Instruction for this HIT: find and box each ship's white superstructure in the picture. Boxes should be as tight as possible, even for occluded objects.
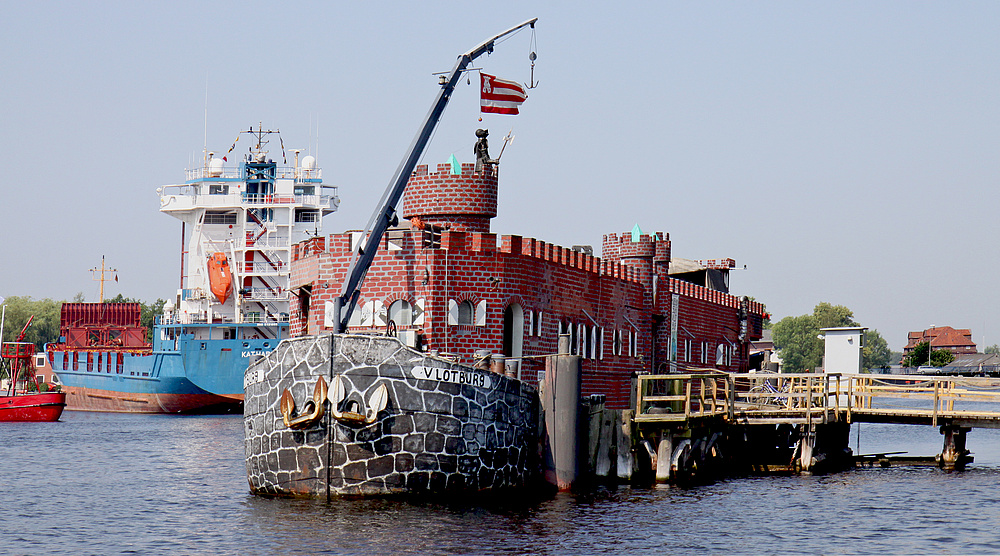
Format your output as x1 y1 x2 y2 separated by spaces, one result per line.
157 128 338 340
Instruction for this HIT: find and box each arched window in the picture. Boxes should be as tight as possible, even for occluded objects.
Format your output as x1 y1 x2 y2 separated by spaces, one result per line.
502 303 524 358
388 299 412 326
457 300 475 325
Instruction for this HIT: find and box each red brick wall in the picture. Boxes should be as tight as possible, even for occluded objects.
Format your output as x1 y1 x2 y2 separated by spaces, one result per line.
291 227 764 409
288 166 766 409
401 163 497 233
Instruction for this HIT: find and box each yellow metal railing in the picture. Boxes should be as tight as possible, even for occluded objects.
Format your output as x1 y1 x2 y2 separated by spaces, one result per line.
634 372 732 422
635 372 845 425
634 372 1000 428
850 375 1000 426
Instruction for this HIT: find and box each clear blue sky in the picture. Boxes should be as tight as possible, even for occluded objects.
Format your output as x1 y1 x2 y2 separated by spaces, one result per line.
2 1 999 351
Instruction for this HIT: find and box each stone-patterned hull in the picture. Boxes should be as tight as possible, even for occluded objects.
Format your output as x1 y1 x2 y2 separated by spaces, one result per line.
244 334 539 498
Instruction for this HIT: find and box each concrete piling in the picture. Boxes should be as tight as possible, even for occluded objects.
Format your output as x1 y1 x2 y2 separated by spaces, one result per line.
938 426 973 471
541 334 582 490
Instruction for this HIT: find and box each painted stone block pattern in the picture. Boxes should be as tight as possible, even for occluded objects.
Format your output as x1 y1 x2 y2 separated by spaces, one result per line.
245 333 539 497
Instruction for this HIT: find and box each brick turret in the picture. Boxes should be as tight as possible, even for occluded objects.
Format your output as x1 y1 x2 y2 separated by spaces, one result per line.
602 231 669 292
401 162 498 233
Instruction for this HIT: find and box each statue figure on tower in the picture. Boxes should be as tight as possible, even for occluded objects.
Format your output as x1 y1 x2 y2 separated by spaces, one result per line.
474 128 496 174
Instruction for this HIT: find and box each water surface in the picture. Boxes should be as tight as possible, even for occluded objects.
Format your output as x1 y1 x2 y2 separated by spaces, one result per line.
1 412 998 554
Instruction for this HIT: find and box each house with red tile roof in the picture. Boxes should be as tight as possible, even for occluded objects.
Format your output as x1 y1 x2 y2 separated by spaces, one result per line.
903 326 977 356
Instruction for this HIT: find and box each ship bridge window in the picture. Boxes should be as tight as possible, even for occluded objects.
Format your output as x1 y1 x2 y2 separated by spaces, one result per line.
294 209 320 223
205 211 238 224
294 185 315 196
209 184 230 195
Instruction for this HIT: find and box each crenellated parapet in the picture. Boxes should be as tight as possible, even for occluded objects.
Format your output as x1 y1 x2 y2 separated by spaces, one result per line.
601 231 670 290
294 229 647 285
401 162 498 233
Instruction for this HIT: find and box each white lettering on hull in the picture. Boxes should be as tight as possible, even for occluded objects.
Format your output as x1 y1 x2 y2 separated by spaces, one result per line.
410 366 493 389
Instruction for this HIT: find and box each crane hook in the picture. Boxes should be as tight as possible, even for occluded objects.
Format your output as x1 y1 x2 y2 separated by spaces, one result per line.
526 52 539 89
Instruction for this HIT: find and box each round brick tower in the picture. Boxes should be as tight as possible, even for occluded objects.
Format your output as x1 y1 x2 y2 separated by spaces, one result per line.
401 162 498 233
618 235 656 289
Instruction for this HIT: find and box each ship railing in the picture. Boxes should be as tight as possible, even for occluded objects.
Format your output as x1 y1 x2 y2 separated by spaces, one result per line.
240 193 336 207
244 234 291 249
243 261 287 274
156 313 289 326
184 166 323 182
242 312 290 324
185 167 242 180
242 287 288 301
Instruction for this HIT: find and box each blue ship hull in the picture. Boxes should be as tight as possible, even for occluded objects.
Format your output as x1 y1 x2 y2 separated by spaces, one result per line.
49 323 282 413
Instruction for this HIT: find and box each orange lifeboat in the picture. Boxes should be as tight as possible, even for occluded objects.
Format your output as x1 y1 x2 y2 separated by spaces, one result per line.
207 252 232 304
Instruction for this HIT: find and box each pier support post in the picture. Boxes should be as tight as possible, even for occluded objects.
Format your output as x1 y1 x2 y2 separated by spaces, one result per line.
541 334 582 490
655 433 673 482
798 422 852 473
617 410 635 481
938 426 972 471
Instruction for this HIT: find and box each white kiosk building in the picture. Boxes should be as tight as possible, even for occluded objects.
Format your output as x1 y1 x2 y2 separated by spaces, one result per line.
820 326 867 374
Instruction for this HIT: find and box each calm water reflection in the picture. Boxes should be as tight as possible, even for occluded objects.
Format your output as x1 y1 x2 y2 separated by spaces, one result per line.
1 412 998 554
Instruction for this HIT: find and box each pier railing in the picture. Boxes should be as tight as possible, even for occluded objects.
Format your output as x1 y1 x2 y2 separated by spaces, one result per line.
634 372 734 423
633 372 1000 429
849 375 1000 427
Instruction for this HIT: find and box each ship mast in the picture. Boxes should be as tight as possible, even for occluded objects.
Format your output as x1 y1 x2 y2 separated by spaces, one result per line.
89 256 117 303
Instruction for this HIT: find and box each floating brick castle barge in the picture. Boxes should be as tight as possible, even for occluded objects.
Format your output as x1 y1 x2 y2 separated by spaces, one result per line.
243 157 766 497
242 18 765 497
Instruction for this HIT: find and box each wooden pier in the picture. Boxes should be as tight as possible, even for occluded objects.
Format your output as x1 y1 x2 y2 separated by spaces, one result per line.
631 372 1000 478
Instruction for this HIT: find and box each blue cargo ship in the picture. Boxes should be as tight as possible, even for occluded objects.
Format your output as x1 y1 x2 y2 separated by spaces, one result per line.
48 128 339 412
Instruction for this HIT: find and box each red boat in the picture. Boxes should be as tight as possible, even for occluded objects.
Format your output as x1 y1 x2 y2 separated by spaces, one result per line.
1 314 66 422
0 391 66 422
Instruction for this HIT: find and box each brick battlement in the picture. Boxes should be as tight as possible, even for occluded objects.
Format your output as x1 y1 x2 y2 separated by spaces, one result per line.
666 277 765 314
294 230 645 285
401 162 498 233
602 231 670 262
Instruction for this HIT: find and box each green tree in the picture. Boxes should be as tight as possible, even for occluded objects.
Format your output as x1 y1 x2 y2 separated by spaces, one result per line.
772 302 869 373
902 341 955 367
813 302 859 329
984 344 1000 355
862 329 891 372
772 314 823 372
889 350 903 365
1 296 63 348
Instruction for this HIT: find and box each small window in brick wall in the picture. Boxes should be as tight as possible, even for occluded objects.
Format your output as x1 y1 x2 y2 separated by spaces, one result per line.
629 330 638 358
701 342 709 364
684 339 692 363
716 344 725 366
612 330 622 356
528 310 543 336
448 299 486 326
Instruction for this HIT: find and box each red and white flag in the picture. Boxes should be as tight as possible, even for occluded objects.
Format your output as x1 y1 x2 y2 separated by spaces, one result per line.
480 73 526 115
